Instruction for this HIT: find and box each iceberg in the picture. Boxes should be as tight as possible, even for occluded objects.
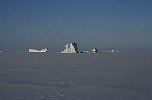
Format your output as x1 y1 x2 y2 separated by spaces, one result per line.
92 48 98 53
28 48 48 53
61 42 79 53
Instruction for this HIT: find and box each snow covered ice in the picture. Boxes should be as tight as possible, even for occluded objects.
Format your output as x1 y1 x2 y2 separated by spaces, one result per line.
0 52 152 100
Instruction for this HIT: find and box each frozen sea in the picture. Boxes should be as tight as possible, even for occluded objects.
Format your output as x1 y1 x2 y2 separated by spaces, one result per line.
0 52 152 100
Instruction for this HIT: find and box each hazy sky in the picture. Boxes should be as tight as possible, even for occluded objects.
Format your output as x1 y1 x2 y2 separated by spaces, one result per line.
0 0 152 52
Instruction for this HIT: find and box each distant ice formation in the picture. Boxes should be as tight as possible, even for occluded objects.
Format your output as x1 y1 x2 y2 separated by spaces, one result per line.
92 48 98 53
61 42 79 53
28 48 48 53
110 49 119 53
80 51 89 53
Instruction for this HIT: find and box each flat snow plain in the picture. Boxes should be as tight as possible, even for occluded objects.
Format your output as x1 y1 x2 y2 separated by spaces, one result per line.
0 52 152 100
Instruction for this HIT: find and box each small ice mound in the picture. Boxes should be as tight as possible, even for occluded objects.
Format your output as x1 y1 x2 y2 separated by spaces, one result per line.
80 51 89 53
110 49 119 53
61 42 79 53
92 48 98 53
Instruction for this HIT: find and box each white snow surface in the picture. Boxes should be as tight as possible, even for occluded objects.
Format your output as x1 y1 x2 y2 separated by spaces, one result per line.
0 52 152 100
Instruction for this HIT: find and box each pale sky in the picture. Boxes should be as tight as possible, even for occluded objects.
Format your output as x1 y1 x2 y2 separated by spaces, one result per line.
0 0 152 52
